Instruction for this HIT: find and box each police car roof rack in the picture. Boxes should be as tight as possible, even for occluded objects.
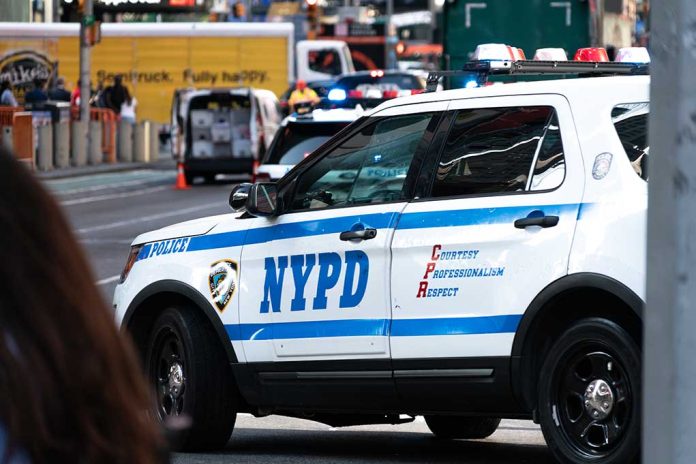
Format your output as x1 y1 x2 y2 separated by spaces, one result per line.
425 60 650 92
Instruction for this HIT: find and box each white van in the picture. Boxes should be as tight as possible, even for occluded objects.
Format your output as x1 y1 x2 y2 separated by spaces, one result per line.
172 87 281 184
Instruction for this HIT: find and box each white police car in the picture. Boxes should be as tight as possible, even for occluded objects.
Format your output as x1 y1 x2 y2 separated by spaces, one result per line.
254 107 364 182
114 50 648 463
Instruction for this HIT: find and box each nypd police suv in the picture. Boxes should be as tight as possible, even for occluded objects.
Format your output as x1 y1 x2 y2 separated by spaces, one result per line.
114 50 648 464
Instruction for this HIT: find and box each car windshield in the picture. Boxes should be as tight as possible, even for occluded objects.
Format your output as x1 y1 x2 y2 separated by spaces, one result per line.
265 121 350 164
334 74 424 95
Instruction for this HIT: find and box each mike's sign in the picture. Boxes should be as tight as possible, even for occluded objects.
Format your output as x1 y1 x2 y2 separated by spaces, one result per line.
0 50 54 105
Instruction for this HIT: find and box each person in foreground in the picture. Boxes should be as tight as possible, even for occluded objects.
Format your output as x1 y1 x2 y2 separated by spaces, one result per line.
0 149 167 463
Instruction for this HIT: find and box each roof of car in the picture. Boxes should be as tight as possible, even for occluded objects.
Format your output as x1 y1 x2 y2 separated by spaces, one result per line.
282 107 364 125
370 75 651 113
337 70 416 78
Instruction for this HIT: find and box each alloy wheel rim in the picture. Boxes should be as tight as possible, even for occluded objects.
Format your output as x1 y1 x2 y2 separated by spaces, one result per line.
151 327 187 420
553 349 632 457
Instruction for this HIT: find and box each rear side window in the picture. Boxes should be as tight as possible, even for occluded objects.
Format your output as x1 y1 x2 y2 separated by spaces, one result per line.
611 103 649 180
431 106 565 197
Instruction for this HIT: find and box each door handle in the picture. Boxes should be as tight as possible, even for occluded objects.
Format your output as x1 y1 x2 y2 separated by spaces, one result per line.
340 228 377 241
514 215 559 229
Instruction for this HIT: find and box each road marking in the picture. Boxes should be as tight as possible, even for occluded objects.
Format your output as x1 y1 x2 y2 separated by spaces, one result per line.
46 169 164 185
61 185 169 206
550 1 572 26
465 2 487 28
55 176 173 196
96 275 120 285
76 203 222 234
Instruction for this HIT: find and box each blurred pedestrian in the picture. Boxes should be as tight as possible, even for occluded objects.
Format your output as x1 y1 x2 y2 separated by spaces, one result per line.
71 78 82 109
0 149 168 464
48 76 71 102
105 74 129 115
0 81 17 107
120 88 138 124
288 79 319 114
90 80 106 108
23 78 48 109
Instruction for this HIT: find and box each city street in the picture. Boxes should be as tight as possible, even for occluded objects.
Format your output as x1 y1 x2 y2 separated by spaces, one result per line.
42 165 550 463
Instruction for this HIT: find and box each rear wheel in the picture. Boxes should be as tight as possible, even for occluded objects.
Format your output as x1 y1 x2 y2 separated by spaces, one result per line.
146 306 237 451
537 318 640 464
203 174 217 184
425 416 501 439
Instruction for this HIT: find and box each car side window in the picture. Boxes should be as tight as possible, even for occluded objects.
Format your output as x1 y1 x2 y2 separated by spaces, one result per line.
611 103 649 181
308 49 343 76
431 106 565 197
291 113 434 211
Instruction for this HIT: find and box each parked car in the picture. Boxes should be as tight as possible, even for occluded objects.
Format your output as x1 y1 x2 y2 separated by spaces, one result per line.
326 70 426 109
254 107 364 182
175 87 281 184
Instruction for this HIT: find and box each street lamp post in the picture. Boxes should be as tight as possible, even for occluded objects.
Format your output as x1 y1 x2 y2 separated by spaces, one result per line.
79 0 93 157
645 0 696 462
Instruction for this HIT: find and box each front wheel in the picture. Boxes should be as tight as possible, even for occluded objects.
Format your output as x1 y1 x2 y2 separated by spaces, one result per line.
537 318 640 464
425 416 501 439
146 306 237 451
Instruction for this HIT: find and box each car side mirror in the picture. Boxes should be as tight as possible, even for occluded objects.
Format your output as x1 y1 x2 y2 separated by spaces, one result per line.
229 183 252 212
246 182 279 217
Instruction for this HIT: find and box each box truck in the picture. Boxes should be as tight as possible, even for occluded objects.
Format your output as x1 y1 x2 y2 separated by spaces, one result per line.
0 23 353 124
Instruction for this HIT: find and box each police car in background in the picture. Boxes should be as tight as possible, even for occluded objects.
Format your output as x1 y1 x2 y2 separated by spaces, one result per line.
114 46 649 464
254 107 364 182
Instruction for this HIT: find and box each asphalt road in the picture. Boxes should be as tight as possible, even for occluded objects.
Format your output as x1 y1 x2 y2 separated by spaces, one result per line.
42 165 551 464
44 167 235 300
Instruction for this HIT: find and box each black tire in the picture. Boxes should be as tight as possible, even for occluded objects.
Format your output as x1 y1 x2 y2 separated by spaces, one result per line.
184 170 196 185
203 174 217 184
425 416 501 439
537 318 640 464
145 306 237 451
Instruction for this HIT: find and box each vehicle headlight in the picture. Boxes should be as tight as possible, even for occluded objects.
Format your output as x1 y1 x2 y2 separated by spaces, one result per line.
120 244 144 284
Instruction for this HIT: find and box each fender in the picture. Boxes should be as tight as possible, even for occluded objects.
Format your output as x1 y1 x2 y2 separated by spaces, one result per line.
510 272 644 409
123 280 238 364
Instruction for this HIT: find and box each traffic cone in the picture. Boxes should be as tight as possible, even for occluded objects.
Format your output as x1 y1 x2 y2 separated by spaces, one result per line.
174 162 190 190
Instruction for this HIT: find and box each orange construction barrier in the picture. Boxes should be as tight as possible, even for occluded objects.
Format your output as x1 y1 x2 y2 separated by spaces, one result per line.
90 108 117 163
0 107 21 126
12 112 34 167
0 107 33 167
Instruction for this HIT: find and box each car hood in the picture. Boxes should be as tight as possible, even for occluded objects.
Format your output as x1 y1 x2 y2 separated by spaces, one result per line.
132 213 229 245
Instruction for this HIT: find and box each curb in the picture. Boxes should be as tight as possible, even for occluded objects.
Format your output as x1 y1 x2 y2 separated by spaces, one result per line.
35 158 176 180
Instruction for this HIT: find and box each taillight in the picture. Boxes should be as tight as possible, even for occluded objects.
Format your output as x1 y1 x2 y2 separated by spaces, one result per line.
251 160 260 183
120 244 144 284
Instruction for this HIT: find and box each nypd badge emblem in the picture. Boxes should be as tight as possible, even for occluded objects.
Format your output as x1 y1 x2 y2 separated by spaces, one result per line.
208 259 238 312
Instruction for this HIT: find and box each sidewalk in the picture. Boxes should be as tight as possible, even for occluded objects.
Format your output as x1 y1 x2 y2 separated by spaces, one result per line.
34 157 176 180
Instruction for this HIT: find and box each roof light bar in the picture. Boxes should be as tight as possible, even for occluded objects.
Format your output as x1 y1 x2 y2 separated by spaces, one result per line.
425 59 649 92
